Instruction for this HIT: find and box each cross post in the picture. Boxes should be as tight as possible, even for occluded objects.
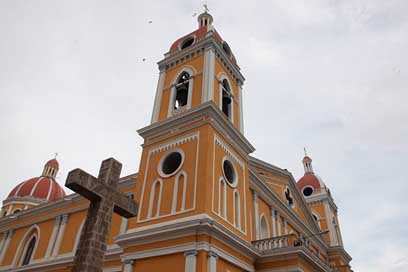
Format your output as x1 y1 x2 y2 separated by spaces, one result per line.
65 158 138 272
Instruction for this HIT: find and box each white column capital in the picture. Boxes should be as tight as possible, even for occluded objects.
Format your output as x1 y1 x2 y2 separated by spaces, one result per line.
184 250 198 257
123 259 134 272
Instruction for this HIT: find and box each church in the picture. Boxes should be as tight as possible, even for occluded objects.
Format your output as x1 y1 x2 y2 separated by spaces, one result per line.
0 10 352 272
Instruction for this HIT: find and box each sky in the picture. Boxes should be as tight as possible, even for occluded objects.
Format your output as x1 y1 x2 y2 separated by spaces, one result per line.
0 0 407 271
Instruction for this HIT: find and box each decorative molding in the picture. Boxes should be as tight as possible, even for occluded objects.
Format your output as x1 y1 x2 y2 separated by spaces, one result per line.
151 70 166 123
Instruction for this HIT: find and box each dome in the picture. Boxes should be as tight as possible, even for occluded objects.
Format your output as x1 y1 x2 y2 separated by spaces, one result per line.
7 176 66 202
297 173 326 190
45 158 59 169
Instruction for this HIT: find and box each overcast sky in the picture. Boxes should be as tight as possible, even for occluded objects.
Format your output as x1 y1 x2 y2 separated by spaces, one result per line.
1 0 407 271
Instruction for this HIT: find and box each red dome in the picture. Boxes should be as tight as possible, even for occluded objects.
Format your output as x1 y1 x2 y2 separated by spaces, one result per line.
169 26 237 65
8 176 66 202
45 158 59 169
297 173 326 190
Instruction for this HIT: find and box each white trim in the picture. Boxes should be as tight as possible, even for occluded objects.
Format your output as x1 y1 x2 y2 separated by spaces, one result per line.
238 84 244 133
46 178 54 201
184 250 197 272
171 171 188 214
157 148 185 178
121 242 254 272
168 67 196 118
73 220 85 252
147 179 163 219
29 177 44 196
13 224 40 267
0 230 13 265
218 178 227 219
253 191 260 240
202 48 215 102
256 266 304 272
52 214 68 256
137 132 199 223
270 207 277 237
222 156 238 188
45 215 61 258
259 213 270 239
151 70 166 123
233 189 241 229
208 251 217 272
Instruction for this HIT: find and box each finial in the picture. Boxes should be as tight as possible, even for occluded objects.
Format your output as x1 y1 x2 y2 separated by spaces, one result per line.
203 3 209 13
304 147 307 157
54 152 58 159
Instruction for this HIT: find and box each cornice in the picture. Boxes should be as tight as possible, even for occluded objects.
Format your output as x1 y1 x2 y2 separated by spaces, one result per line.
328 246 352 263
249 170 327 252
257 246 331 272
137 101 255 156
158 32 245 85
116 214 259 260
249 157 325 241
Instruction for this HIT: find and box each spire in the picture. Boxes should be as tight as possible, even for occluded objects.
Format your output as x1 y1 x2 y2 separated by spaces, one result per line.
302 148 314 174
197 4 213 28
42 156 59 179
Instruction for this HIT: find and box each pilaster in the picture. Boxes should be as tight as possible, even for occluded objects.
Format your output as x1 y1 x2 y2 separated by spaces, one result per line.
52 214 68 256
207 251 218 272
45 215 62 258
123 259 134 272
184 250 198 272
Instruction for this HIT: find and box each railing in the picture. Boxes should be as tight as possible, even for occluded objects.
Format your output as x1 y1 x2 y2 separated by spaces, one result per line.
252 234 330 269
252 234 297 251
172 105 188 115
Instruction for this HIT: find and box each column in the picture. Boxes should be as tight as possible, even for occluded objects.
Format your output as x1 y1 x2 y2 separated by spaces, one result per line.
52 214 68 256
123 259 134 272
119 217 128 234
283 218 288 235
270 207 277 237
45 215 62 258
0 230 13 264
184 250 198 272
202 48 215 102
324 201 337 246
151 69 166 123
207 251 218 272
238 84 244 133
276 212 282 247
253 191 260 240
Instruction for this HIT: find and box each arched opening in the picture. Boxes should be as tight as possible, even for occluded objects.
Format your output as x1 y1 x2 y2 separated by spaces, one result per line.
285 187 294 208
221 79 232 119
180 37 194 50
260 215 269 239
174 72 190 110
172 172 187 213
13 209 21 215
148 180 162 218
234 190 241 228
219 179 227 218
21 236 36 266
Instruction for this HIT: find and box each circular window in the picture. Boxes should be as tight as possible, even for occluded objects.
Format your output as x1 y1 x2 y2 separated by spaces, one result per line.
222 158 237 187
158 150 184 178
180 36 195 50
302 186 314 197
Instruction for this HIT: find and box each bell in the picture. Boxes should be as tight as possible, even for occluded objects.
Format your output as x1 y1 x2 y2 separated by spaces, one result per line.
223 92 232 104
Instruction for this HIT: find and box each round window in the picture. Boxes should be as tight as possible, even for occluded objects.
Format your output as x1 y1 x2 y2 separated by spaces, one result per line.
223 159 237 187
303 186 314 197
180 36 195 50
159 150 184 177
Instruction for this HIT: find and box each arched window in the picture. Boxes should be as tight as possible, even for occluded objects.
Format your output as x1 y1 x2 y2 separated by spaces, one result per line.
221 79 233 120
233 190 241 228
21 236 36 265
284 187 294 208
219 178 227 218
174 72 190 110
260 215 269 239
148 180 162 218
172 172 187 213
13 209 21 215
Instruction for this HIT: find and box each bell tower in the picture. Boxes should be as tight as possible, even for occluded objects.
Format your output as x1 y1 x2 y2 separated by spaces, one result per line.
150 10 245 133
130 10 254 244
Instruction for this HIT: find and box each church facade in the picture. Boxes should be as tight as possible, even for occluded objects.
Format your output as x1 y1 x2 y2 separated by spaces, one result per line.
0 11 352 272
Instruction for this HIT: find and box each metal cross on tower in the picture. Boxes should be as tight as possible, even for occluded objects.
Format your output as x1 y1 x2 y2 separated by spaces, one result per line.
65 158 138 272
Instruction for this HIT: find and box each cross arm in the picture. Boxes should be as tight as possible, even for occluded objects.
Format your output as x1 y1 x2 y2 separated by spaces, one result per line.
66 169 101 201
111 191 138 218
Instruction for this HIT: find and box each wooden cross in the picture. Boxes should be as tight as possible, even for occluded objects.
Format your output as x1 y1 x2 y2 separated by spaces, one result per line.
65 158 138 272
